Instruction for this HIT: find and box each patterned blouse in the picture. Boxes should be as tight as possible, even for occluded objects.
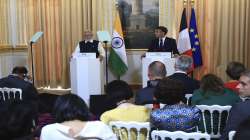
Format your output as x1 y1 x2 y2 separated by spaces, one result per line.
150 104 201 132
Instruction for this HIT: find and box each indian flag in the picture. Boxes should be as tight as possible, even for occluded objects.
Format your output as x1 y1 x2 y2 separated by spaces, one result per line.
108 12 128 78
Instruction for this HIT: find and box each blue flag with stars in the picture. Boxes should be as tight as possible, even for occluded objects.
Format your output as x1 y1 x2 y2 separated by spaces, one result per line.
189 8 202 67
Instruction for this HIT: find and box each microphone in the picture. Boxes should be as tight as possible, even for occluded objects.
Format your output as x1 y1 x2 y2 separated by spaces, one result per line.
30 32 43 44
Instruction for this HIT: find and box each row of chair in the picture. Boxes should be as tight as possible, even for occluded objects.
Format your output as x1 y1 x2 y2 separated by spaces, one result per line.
109 121 236 140
0 87 22 101
109 104 233 139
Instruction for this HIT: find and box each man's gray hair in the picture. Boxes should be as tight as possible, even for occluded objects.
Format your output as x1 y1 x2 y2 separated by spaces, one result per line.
175 55 193 72
148 61 167 78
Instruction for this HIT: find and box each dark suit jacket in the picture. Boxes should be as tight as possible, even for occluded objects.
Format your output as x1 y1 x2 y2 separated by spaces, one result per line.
168 72 200 94
135 80 160 105
220 99 250 140
0 75 38 102
148 37 179 54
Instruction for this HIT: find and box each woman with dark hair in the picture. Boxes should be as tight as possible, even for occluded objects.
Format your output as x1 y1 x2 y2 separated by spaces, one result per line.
0 101 36 140
191 74 241 134
191 74 241 105
40 94 117 140
224 62 246 93
100 80 150 140
150 78 201 132
100 80 150 124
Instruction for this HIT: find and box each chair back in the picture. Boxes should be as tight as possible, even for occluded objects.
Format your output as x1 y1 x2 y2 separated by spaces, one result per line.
0 87 22 101
228 130 236 140
151 130 210 140
144 104 165 110
109 121 150 140
196 105 232 138
185 94 192 105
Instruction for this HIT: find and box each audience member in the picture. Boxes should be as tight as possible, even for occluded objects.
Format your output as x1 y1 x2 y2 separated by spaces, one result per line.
100 80 150 140
150 78 201 132
0 66 38 103
135 61 166 105
220 70 250 140
0 101 36 140
33 93 58 137
168 55 200 94
233 117 250 140
192 74 241 106
224 61 246 94
192 74 241 134
40 94 117 140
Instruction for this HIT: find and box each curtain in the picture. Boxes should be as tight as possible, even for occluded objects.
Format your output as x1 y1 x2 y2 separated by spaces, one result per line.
0 0 250 87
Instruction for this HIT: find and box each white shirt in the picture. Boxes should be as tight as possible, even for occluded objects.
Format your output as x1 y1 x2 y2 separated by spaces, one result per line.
158 37 166 46
72 40 105 58
40 121 117 140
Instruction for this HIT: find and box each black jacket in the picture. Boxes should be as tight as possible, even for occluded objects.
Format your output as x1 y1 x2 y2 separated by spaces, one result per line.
148 37 179 54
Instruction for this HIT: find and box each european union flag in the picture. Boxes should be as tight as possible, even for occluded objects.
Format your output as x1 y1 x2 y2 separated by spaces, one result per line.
189 8 202 67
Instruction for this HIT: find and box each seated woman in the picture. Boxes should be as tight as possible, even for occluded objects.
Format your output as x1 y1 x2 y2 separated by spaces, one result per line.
40 94 117 140
192 74 241 106
100 80 150 140
150 78 201 132
191 74 241 134
224 61 245 94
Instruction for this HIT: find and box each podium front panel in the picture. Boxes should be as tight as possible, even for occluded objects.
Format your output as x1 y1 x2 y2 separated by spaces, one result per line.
70 57 101 106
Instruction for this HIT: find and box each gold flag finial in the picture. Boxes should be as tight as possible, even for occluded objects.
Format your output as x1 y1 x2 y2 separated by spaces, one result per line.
115 0 119 8
190 0 195 6
183 0 187 6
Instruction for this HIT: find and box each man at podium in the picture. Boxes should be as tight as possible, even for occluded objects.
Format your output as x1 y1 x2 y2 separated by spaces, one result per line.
72 30 105 61
148 26 179 55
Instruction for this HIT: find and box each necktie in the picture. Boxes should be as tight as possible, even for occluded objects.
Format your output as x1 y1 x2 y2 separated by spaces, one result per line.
159 39 163 48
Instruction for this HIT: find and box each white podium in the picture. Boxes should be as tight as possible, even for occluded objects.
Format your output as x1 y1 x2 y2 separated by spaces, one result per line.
142 52 175 88
70 53 101 106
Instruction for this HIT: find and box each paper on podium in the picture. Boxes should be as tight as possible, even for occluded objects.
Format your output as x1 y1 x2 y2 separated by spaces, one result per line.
76 53 96 58
30 31 43 43
145 52 172 58
97 31 111 42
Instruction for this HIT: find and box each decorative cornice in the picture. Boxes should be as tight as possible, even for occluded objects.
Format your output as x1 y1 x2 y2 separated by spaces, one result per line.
0 44 28 53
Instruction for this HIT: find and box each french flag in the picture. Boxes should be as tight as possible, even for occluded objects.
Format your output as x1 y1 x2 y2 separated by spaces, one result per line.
177 8 192 57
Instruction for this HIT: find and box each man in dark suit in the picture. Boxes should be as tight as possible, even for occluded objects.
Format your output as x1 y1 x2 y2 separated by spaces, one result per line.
135 61 166 105
0 66 38 103
220 70 250 140
148 26 179 55
168 55 199 94
72 30 105 61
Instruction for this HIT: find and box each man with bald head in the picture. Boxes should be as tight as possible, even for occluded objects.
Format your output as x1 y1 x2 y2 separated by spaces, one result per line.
135 61 166 105
72 30 105 61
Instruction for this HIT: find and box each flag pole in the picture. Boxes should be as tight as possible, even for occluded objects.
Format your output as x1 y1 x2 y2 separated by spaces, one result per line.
104 41 109 86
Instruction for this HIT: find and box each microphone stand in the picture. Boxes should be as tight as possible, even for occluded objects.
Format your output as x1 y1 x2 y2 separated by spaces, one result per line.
30 42 35 85
103 41 108 86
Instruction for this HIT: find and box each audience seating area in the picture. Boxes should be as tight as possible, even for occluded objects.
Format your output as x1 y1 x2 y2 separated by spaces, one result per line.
109 121 150 140
196 105 232 138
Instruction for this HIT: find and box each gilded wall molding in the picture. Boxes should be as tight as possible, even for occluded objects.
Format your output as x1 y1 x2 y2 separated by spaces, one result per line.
0 44 28 53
